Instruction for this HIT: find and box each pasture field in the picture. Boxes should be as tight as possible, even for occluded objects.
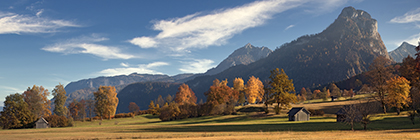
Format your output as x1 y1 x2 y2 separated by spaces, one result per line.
1 96 420 140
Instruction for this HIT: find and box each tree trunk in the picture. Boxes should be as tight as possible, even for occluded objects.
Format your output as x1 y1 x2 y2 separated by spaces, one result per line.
397 108 400 115
351 123 354 131
382 104 387 114
363 124 367 130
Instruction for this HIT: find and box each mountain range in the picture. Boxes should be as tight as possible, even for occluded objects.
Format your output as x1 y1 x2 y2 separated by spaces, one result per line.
388 42 416 63
64 6 395 112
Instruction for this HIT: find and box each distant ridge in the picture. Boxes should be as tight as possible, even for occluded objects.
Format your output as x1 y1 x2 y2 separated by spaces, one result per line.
205 43 272 75
389 42 416 63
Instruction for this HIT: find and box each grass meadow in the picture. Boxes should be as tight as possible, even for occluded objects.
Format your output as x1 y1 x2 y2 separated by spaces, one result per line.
1 95 420 140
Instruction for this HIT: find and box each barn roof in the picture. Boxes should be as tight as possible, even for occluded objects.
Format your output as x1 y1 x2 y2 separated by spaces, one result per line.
287 107 310 115
37 117 49 124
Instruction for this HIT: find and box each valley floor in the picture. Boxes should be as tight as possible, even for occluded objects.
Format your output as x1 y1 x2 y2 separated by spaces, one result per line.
1 96 420 140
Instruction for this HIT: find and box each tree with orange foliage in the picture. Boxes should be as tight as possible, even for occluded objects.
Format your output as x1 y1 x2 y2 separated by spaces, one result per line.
205 79 239 114
68 99 79 120
128 102 140 113
366 56 395 113
175 84 197 105
22 85 51 118
386 76 411 115
94 86 119 120
312 89 321 99
245 76 264 104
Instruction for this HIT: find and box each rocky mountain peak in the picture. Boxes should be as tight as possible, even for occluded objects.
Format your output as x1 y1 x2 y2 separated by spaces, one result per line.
204 43 272 75
336 6 379 41
389 42 416 62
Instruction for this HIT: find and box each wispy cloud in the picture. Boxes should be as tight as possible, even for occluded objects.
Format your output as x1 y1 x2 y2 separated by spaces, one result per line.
390 8 420 24
0 86 22 94
179 59 215 74
0 11 79 34
285 24 295 30
303 0 359 14
42 34 135 60
129 0 306 55
98 62 169 76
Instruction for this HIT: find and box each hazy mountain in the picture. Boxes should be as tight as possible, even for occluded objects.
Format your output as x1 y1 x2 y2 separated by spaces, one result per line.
64 73 195 104
186 6 391 101
389 42 416 63
205 43 272 75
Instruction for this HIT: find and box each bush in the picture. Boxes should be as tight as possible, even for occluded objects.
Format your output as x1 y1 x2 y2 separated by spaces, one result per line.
114 113 135 118
307 108 324 116
44 115 70 127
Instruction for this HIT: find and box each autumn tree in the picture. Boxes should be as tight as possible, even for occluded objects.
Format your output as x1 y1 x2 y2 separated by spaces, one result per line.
0 93 35 129
312 89 321 99
85 99 95 121
233 78 246 105
245 76 264 104
23 85 51 118
68 99 79 120
359 99 378 130
175 84 197 105
148 100 160 115
78 99 86 121
320 87 331 101
305 87 313 100
400 55 420 112
366 56 395 113
342 104 361 131
156 95 165 107
129 102 140 113
299 88 307 99
165 94 173 104
329 83 341 97
93 86 119 120
205 79 239 115
52 84 67 116
386 76 411 115
268 68 297 114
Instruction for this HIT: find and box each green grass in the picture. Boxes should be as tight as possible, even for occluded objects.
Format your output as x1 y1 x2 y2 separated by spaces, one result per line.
1 99 420 139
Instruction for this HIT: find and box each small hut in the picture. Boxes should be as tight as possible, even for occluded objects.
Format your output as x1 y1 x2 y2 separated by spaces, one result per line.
36 117 49 129
287 107 310 121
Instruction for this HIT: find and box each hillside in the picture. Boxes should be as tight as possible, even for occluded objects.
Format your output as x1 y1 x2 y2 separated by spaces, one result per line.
389 42 416 63
205 43 272 75
186 6 391 100
116 82 181 113
64 73 194 104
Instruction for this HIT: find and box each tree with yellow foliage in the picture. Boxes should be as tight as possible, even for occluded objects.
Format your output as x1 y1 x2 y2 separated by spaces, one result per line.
245 76 264 104
233 78 246 105
22 85 51 118
268 68 297 114
175 83 197 105
94 86 119 120
386 76 411 115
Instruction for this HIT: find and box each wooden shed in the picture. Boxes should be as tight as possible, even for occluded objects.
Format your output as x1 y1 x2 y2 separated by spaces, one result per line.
287 107 310 121
36 117 49 128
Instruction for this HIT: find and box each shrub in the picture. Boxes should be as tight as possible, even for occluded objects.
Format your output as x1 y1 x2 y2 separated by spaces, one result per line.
307 108 324 116
114 113 135 118
44 115 70 127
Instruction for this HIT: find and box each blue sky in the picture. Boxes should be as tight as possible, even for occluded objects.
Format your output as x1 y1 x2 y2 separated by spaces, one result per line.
1 0 419 105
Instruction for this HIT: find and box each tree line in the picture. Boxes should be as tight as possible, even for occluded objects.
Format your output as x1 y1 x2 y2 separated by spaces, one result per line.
0 84 119 129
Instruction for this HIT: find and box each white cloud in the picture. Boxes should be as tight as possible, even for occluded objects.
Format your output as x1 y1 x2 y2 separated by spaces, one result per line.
98 62 169 76
390 8 420 23
42 34 135 60
36 9 44 17
0 86 21 94
402 33 420 46
129 0 306 55
0 11 79 34
120 62 129 67
179 59 215 74
285 24 295 30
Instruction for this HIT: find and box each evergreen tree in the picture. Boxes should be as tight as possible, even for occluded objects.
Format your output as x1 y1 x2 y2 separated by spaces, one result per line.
268 68 297 114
